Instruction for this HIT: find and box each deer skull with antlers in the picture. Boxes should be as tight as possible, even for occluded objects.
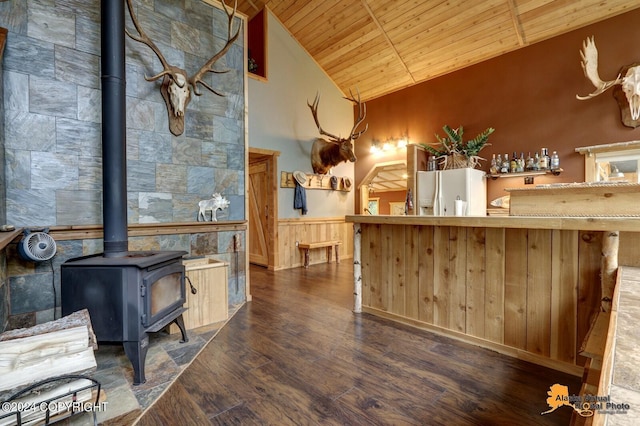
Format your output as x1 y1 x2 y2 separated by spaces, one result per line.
576 36 640 128
307 89 368 175
125 0 240 136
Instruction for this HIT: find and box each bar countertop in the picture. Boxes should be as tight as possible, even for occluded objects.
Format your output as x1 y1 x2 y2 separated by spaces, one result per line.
345 214 640 232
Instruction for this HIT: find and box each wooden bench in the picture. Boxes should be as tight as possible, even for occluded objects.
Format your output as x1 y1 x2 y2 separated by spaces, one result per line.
298 240 341 268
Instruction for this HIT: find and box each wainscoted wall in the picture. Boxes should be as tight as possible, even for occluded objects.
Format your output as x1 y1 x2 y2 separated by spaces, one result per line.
0 1 247 328
276 217 353 270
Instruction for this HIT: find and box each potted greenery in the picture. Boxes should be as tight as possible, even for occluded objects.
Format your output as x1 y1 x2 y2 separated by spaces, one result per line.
421 125 494 169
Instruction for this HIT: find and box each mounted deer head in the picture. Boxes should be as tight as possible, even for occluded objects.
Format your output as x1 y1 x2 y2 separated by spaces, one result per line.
576 36 640 128
125 0 240 136
307 88 368 175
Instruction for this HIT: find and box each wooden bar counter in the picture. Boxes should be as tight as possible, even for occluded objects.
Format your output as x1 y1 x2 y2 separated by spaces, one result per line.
345 215 640 376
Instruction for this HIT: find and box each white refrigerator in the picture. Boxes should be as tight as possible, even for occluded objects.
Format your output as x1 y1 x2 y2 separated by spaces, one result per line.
416 168 487 216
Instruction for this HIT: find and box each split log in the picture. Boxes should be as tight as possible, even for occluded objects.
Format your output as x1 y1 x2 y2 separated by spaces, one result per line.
0 326 96 395
0 309 97 349
601 231 619 312
0 310 98 401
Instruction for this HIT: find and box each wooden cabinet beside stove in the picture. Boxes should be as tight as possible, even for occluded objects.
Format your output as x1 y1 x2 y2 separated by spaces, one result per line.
170 257 228 333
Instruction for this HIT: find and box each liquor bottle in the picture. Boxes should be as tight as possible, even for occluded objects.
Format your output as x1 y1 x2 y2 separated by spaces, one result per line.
510 152 517 173
500 154 509 173
539 148 548 170
526 152 534 171
490 154 498 174
550 151 560 170
516 152 525 172
533 152 540 171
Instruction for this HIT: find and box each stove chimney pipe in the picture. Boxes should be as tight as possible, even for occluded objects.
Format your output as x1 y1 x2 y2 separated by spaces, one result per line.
101 0 128 257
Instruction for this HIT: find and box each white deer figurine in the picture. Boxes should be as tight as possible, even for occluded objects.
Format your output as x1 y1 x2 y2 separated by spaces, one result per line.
198 193 230 222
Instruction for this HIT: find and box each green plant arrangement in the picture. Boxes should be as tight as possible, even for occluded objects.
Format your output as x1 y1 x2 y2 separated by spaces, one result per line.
421 125 495 169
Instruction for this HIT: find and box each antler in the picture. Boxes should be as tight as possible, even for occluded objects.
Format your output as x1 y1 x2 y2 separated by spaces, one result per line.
307 87 368 143
124 0 184 86
189 0 241 97
344 87 368 140
307 93 342 142
576 36 622 100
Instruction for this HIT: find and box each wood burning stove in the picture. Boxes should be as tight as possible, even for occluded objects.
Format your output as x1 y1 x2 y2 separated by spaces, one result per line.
60 1 189 386
61 251 189 385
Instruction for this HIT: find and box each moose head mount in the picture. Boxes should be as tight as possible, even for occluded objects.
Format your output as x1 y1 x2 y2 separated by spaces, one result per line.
125 0 240 136
307 89 368 175
576 36 640 128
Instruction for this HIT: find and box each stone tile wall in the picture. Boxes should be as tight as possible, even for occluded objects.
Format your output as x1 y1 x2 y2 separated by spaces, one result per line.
1 27 6 332
0 0 246 327
6 230 246 329
0 27 6 226
0 251 7 332
1 0 245 227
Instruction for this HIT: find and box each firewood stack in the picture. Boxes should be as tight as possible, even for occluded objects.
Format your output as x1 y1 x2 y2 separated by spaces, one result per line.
0 309 102 424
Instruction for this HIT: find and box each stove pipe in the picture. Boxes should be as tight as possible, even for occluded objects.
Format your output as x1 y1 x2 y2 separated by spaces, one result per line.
101 0 128 257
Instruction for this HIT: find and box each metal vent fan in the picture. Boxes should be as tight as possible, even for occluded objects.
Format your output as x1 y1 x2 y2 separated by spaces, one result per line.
18 228 57 262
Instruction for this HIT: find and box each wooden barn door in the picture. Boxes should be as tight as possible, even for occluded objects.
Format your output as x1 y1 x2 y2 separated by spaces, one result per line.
248 149 279 268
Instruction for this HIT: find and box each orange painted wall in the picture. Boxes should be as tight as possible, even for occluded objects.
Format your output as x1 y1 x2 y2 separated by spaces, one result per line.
354 8 640 210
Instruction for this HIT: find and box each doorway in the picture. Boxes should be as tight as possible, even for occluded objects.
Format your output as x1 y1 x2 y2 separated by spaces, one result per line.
248 148 279 269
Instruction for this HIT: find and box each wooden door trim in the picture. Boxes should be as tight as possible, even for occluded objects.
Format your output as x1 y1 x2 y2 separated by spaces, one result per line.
249 148 279 270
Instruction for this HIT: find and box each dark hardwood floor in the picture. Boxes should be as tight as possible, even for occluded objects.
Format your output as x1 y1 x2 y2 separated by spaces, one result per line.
137 262 580 425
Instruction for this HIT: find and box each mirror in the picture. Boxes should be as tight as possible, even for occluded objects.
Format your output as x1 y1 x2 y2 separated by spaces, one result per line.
595 158 639 182
576 141 640 183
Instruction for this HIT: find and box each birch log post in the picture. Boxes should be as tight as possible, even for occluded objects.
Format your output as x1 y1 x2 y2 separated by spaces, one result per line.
353 223 362 313
601 230 619 312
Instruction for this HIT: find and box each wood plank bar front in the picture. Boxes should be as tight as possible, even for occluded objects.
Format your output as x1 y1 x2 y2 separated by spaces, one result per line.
346 215 640 376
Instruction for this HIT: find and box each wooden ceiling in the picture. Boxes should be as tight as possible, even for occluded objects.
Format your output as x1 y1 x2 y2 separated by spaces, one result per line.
237 0 640 101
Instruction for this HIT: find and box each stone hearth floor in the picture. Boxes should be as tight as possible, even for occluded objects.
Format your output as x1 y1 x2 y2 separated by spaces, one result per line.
67 305 242 425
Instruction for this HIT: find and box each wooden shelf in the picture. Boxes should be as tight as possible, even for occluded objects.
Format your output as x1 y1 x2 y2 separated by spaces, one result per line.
280 171 351 192
487 168 562 180
0 228 22 251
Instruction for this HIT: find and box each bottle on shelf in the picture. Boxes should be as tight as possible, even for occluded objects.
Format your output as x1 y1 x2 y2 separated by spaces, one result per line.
510 152 517 173
550 151 560 170
490 154 498 174
533 152 540 171
526 152 534 171
517 152 525 172
500 154 509 173
539 148 548 170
